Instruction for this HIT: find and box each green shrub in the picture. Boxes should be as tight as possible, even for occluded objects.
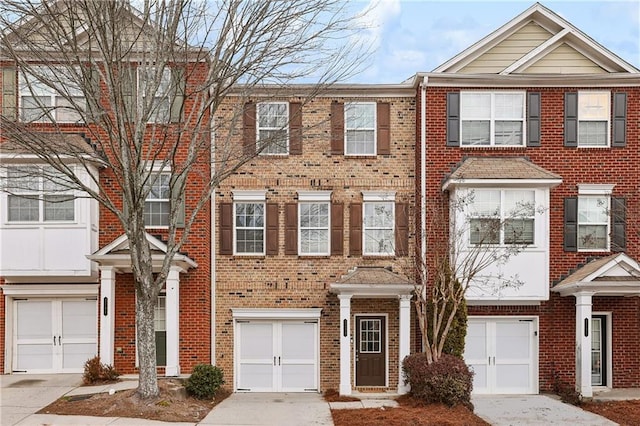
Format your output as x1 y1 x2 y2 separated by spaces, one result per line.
403 353 474 408
185 364 225 399
82 356 120 385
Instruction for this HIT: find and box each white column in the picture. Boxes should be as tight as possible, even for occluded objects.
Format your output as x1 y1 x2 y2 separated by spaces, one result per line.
99 266 116 365
398 294 412 394
165 266 181 376
338 294 352 395
575 291 594 398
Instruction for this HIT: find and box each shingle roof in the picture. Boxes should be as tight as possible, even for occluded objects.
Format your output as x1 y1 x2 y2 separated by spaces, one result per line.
335 266 412 285
555 253 625 286
446 157 562 181
0 132 100 157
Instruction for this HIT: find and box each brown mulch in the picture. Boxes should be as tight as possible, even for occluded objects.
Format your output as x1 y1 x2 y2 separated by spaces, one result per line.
331 394 490 426
38 379 231 423
323 388 361 402
582 399 640 426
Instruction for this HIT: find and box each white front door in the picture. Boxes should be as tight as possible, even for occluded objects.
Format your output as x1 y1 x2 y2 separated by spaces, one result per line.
464 317 538 394
236 320 318 392
14 299 97 373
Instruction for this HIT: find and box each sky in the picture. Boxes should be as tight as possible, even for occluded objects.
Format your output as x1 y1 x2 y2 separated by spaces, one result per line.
346 0 640 83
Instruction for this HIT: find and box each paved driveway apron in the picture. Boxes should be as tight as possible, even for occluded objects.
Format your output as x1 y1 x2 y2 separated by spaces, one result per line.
473 395 617 426
200 393 334 426
0 374 83 426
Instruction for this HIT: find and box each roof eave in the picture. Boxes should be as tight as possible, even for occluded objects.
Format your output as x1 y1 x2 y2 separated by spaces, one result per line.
442 178 562 191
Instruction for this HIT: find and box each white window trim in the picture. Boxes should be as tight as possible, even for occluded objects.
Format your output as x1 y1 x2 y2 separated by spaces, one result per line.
232 199 266 256
297 191 332 256
577 91 611 148
144 168 171 229
5 165 77 224
460 91 526 147
298 191 331 202
577 184 613 252
362 201 395 257
256 101 289 156
362 191 395 202
466 188 536 247
19 66 85 124
345 102 377 156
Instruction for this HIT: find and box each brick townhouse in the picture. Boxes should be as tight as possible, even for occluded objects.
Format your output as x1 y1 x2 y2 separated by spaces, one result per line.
414 3 640 397
1 1 639 399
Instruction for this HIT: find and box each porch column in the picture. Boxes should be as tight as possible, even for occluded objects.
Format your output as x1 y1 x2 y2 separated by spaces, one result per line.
398 294 411 394
99 266 116 365
575 291 594 398
165 266 181 376
338 294 352 395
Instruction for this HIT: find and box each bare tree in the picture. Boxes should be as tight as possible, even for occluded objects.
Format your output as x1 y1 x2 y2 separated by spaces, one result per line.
0 0 368 398
413 191 538 365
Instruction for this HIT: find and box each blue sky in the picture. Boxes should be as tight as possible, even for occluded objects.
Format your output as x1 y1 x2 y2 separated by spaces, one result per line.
347 0 640 83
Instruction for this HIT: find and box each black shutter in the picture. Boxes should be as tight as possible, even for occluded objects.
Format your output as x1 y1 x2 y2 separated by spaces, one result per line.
169 67 185 123
564 197 578 252
564 92 578 147
611 197 626 252
612 92 627 148
527 92 541 147
446 92 460 147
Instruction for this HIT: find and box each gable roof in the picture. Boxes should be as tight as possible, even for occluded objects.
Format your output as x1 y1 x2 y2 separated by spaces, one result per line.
330 266 414 298
442 157 562 190
433 2 639 75
553 253 640 297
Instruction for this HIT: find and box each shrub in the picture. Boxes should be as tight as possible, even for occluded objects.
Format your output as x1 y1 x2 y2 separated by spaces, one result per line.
82 356 120 385
185 364 225 399
403 353 473 408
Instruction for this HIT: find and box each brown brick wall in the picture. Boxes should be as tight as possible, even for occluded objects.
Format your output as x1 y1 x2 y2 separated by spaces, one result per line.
214 95 417 391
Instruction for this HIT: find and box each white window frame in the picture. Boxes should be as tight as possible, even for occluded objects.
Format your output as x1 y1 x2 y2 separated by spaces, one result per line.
467 189 535 246
19 66 85 124
5 166 76 224
577 184 614 252
577 91 611 148
298 191 331 256
233 190 267 256
138 67 172 123
257 102 289 155
362 191 395 256
144 169 171 228
345 102 376 156
460 92 526 147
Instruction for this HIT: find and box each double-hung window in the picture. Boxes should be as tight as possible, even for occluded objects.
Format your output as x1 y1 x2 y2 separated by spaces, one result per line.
257 102 289 155
20 66 85 123
577 92 610 147
144 172 171 227
345 102 376 155
138 67 172 123
577 185 613 251
298 191 331 256
460 92 525 146
6 166 75 222
233 191 266 255
468 189 535 245
363 191 395 255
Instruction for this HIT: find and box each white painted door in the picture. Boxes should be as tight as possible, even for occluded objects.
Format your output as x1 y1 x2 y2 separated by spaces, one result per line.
14 299 97 373
236 320 318 392
464 317 537 394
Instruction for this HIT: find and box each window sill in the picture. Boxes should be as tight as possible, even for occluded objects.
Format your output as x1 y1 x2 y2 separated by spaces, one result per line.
459 145 527 149
343 154 377 158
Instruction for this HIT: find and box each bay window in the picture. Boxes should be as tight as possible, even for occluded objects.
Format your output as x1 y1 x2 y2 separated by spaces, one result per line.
469 189 535 245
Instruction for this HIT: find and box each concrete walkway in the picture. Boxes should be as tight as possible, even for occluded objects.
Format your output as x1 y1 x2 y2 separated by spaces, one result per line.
199 393 334 426
473 394 618 426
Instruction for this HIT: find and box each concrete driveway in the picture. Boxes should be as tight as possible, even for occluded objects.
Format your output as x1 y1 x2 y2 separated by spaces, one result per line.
0 374 83 426
200 392 333 426
472 394 617 426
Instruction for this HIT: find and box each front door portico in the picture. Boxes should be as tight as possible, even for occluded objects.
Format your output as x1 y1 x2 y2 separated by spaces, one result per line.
330 267 413 396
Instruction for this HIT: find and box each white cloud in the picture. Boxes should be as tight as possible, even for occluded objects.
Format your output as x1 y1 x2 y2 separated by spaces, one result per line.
354 0 402 50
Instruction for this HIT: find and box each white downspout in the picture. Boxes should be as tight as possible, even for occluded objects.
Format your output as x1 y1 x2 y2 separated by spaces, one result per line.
420 76 428 354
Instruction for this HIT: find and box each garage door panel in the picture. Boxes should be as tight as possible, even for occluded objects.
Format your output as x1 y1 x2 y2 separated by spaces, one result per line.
237 320 318 392
17 301 53 340
16 344 53 371
465 317 537 394
62 300 97 340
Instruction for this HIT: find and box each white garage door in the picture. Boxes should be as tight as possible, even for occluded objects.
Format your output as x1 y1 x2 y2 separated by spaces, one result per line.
464 317 538 394
236 320 318 392
13 298 97 373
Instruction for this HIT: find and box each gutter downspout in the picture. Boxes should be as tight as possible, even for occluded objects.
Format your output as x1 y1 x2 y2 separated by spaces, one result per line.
210 99 216 366
420 76 428 285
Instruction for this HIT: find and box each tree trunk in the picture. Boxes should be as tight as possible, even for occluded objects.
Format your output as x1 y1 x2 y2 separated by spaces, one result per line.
135 281 159 398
